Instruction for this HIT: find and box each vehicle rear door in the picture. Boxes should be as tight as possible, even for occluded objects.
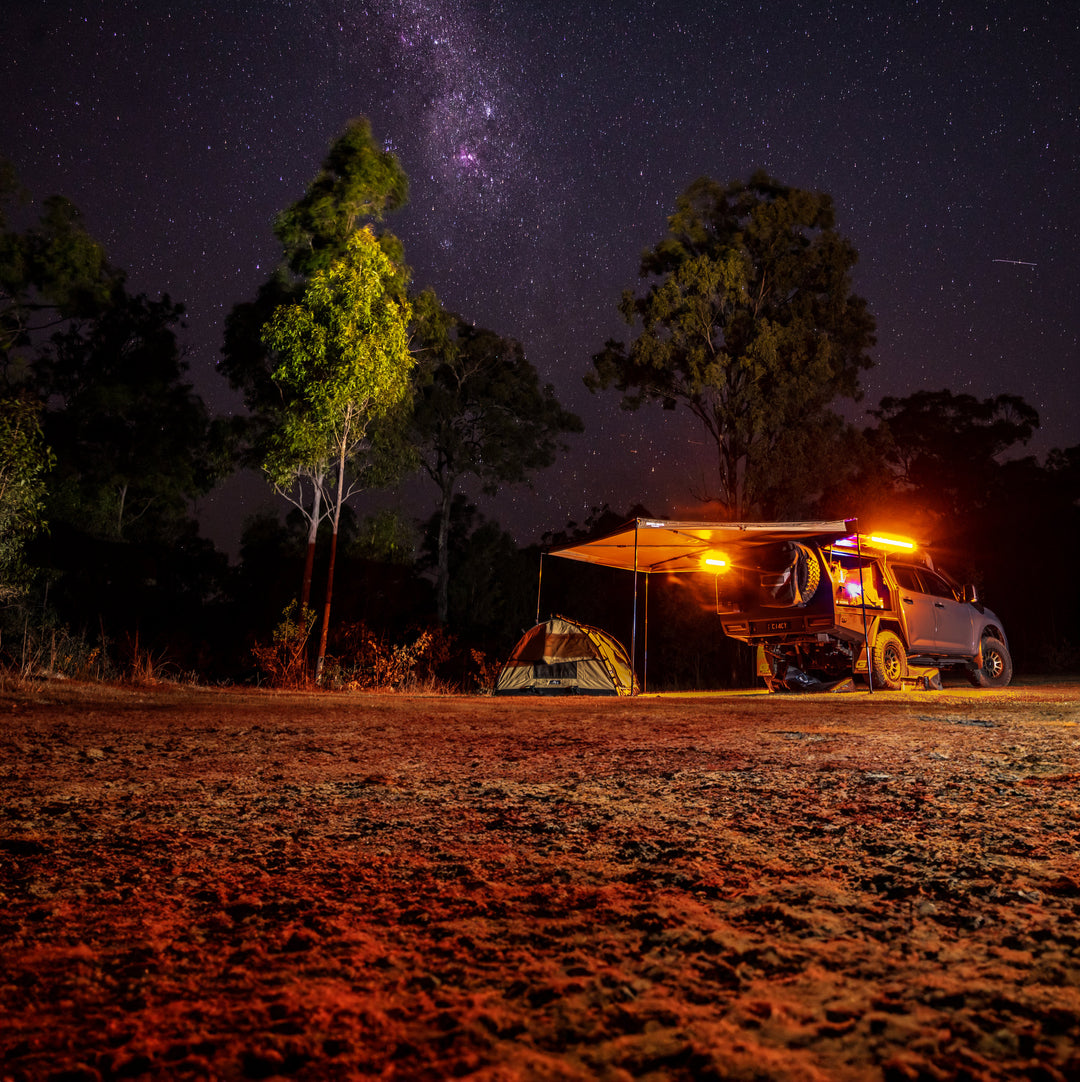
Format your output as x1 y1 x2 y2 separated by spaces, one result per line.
892 564 936 649
917 568 977 654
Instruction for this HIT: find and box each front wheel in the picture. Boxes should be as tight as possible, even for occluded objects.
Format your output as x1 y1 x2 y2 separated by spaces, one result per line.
968 636 1013 688
871 631 907 690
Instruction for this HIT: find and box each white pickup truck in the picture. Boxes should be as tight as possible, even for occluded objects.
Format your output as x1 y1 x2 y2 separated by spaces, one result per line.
714 532 1012 690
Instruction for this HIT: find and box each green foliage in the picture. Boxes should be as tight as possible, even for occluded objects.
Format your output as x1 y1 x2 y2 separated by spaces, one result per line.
413 300 583 493
588 171 875 518
0 391 53 596
350 508 417 565
262 226 416 676
262 226 415 485
273 117 409 281
221 117 413 567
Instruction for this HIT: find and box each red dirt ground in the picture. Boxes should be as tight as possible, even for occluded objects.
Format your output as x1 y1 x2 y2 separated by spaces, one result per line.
2 678 1079 1081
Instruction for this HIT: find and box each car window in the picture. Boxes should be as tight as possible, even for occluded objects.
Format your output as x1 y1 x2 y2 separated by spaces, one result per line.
919 570 958 600
892 566 921 592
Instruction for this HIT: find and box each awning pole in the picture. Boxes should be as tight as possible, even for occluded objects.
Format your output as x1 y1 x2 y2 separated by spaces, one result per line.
535 552 544 626
631 522 639 696
856 524 873 693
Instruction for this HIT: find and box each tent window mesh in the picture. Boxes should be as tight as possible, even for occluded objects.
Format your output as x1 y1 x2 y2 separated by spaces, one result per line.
534 661 577 679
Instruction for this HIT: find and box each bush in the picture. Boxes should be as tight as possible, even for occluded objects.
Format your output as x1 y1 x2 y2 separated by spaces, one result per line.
319 622 445 691
250 601 316 688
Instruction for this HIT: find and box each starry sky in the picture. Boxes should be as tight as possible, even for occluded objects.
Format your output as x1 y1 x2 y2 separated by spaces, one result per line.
4 0 1078 555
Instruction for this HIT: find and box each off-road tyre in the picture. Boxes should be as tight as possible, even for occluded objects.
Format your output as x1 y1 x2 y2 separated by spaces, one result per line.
967 636 1013 688
871 630 907 690
793 544 822 605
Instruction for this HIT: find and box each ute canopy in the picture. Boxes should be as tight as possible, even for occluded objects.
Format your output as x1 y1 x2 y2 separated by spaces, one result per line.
547 518 857 574
495 615 638 696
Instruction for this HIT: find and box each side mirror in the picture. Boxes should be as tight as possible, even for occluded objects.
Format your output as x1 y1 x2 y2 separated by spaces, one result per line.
962 584 978 603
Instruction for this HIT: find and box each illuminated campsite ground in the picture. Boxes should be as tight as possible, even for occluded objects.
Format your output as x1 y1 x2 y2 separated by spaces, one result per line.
2 679 1079 1081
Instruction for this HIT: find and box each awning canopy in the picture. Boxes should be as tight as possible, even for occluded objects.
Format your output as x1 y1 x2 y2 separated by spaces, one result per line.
546 518 857 574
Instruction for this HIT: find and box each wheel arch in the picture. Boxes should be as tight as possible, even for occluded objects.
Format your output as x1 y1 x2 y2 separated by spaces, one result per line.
875 619 909 651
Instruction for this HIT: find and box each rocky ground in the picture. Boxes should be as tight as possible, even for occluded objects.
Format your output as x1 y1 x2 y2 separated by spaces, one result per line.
1 678 1079 1081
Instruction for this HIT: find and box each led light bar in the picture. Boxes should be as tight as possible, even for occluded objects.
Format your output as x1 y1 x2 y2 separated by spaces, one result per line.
868 535 915 550
831 534 915 551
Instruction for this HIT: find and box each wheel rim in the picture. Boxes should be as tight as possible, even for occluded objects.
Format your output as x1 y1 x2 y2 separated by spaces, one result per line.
985 648 1003 679
883 645 903 683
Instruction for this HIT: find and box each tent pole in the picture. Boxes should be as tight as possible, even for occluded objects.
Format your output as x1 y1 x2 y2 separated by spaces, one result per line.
643 572 649 695
631 522 639 696
535 552 544 625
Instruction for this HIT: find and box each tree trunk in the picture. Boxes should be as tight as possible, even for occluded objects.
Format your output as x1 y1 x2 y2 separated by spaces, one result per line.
436 482 453 624
300 476 322 610
315 457 346 683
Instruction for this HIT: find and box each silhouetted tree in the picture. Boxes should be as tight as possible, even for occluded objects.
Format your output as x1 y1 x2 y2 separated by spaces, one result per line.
870 389 1039 521
419 497 533 644
1 159 120 378
38 291 222 541
412 298 582 622
588 172 875 518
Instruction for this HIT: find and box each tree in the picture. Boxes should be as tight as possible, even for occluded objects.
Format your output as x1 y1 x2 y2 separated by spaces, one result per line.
36 290 222 541
272 116 409 281
1 160 120 380
870 389 1039 520
262 226 414 679
0 391 53 598
419 496 534 643
587 171 876 518
220 118 411 607
411 300 583 623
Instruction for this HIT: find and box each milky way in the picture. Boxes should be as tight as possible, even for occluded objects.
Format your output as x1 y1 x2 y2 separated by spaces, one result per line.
3 1 1078 552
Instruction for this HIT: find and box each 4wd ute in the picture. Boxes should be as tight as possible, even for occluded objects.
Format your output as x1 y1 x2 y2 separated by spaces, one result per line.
713 531 1012 690
547 518 1012 691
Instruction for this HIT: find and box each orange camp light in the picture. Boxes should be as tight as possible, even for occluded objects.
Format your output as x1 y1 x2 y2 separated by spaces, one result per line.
703 554 728 570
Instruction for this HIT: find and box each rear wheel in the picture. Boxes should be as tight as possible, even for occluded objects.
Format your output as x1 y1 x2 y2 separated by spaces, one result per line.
871 631 907 690
967 636 1013 688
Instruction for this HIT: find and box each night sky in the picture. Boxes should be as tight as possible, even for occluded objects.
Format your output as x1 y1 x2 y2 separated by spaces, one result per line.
4 1 1078 555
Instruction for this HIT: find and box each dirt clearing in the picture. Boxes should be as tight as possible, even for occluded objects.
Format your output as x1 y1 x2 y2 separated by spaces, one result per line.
2 679 1079 1080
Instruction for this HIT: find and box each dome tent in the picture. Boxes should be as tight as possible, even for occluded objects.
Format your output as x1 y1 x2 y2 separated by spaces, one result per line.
494 615 638 696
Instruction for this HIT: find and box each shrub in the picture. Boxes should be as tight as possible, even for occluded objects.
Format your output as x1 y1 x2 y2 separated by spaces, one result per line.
250 601 316 688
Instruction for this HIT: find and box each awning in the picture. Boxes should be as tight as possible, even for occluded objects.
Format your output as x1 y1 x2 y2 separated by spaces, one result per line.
547 518 857 574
